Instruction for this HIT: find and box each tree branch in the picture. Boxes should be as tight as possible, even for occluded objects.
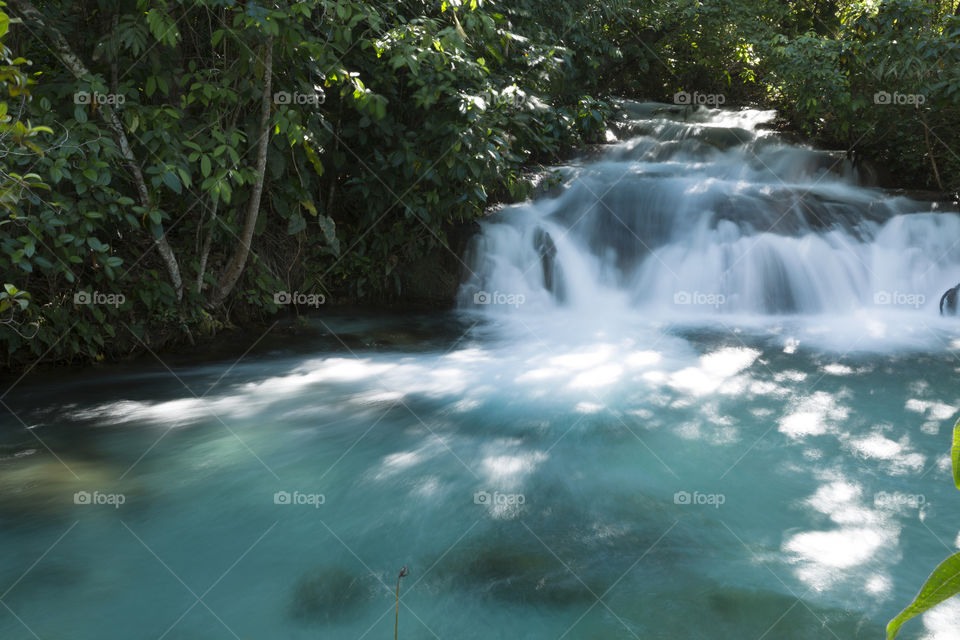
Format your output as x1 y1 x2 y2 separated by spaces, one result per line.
209 35 273 307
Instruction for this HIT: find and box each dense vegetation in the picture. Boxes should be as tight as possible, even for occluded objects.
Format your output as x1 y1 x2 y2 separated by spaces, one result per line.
1 0 959 369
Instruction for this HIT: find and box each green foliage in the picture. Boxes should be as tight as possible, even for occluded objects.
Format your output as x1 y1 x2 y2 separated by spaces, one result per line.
954 418 960 491
753 0 960 189
2 0 958 369
888 552 960 639
888 418 960 638
0 0 631 368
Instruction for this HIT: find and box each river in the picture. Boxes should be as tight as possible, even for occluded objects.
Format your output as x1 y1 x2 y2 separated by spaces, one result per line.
2 102 960 639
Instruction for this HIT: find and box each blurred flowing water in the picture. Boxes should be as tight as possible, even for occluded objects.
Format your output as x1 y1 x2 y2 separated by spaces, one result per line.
4 103 960 639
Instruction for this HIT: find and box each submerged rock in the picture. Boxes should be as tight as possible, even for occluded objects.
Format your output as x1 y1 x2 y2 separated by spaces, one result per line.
702 587 882 639
0 454 130 514
289 566 379 622
443 544 594 606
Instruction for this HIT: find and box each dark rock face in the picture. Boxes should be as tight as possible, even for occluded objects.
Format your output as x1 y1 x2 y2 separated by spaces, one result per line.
941 283 960 315
398 221 480 308
533 227 566 302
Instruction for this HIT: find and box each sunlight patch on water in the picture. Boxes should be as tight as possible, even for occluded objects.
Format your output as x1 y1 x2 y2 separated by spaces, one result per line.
786 527 890 571
822 363 855 375
785 477 899 592
922 599 960 640
481 451 548 484
569 363 624 389
846 433 902 460
667 346 760 396
376 450 425 479
778 392 849 440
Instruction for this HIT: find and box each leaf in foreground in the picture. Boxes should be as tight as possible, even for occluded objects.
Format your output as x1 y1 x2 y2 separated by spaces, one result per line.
952 417 960 491
887 552 960 639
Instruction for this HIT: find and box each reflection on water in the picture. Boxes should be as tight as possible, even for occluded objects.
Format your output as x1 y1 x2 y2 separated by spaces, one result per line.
1 311 960 639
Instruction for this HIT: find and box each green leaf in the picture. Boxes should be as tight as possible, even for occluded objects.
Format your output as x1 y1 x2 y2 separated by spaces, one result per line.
888 552 960 639
161 171 182 194
953 417 960 491
287 213 306 234
201 155 211 177
318 215 339 256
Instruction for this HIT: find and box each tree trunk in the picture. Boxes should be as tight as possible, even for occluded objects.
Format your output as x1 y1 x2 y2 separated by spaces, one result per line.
196 198 218 294
918 106 944 192
10 0 185 301
209 36 274 307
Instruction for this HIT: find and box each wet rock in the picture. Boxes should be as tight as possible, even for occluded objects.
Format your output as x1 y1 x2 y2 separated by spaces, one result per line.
940 283 959 315
691 125 754 150
613 100 689 121
532 228 566 302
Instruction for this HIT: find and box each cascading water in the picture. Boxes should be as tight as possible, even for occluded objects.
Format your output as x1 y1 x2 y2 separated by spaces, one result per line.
459 101 960 328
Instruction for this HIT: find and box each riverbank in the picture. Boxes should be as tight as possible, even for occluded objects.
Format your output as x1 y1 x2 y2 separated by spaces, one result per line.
4 99 957 379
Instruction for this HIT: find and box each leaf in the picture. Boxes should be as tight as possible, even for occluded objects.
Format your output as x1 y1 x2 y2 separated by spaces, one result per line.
287 213 306 234
201 155 211 177
318 215 339 256
888 552 960 639
161 171 182 194
953 417 960 491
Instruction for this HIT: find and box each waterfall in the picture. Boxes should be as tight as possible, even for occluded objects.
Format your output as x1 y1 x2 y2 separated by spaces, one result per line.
458 101 959 321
